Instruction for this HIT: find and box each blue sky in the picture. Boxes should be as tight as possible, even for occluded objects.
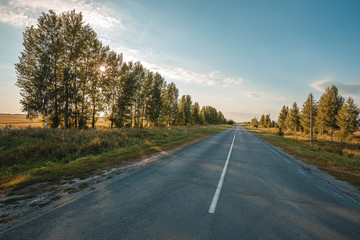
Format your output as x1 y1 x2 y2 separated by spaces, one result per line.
0 0 360 121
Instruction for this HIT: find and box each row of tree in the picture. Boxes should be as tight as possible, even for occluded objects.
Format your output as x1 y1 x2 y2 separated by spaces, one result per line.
250 85 359 140
15 10 229 128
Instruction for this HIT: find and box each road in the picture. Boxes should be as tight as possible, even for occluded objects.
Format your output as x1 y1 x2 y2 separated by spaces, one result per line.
1 126 360 239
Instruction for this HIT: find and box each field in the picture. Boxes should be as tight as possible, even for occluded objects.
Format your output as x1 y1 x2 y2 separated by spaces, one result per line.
0 114 43 128
0 114 110 128
243 124 360 189
0 124 230 193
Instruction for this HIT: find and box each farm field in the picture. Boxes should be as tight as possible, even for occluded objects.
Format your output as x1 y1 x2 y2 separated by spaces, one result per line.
0 114 110 128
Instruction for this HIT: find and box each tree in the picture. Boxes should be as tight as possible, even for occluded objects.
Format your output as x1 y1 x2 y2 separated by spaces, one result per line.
145 72 164 126
264 114 271 128
88 44 109 128
250 117 258 128
316 85 344 135
178 95 192 125
101 51 122 128
300 93 318 134
161 82 179 126
287 102 300 133
336 97 359 141
259 114 265 127
112 61 140 128
191 102 201 125
277 105 288 130
217 111 226 124
16 10 66 128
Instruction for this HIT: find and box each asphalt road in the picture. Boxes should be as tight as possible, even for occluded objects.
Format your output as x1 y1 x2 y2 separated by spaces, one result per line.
1 126 360 239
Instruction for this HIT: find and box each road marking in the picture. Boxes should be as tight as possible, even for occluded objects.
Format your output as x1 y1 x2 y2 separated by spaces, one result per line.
208 128 237 214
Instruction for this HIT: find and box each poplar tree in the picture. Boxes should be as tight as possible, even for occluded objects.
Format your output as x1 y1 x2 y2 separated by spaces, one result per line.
217 111 226 124
162 82 179 126
259 114 265 127
316 85 344 135
145 72 164 126
264 114 271 128
16 10 65 128
336 97 359 141
103 51 122 128
277 105 288 130
191 102 201 125
287 102 300 133
300 93 318 134
179 95 192 125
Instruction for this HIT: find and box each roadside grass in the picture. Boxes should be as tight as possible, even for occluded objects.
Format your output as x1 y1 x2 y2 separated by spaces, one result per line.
242 124 360 189
0 125 230 193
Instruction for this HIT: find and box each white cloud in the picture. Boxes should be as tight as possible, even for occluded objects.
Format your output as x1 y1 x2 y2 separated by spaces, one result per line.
222 78 243 87
245 92 292 102
1 0 245 88
0 0 123 31
310 79 360 96
115 45 244 87
310 79 332 92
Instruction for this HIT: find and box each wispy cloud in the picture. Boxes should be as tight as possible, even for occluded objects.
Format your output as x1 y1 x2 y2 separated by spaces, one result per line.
1 0 244 88
0 0 123 31
310 79 360 96
115 45 244 87
310 79 332 92
245 92 292 102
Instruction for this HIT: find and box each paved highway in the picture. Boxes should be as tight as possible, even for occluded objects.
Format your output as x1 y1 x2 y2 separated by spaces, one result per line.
1 126 360 239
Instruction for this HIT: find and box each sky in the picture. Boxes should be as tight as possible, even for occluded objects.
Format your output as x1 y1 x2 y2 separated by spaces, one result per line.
0 0 360 122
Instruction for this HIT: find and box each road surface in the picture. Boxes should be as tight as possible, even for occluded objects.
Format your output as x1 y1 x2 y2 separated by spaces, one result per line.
1 126 360 239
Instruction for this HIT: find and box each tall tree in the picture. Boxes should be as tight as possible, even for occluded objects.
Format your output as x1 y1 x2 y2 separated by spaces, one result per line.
191 102 201 125
264 114 271 128
162 82 179 126
287 102 300 133
130 62 145 128
103 51 123 128
61 10 86 128
336 97 359 141
259 114 265 127
277 105 288 130
16 10 65 128
300 93 318 134
88 44 109 128
316 85 344 135
178 95 192 125
145 72 164 126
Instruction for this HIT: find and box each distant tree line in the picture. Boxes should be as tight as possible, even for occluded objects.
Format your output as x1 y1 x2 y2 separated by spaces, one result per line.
250 85 359 141
15 10 230 128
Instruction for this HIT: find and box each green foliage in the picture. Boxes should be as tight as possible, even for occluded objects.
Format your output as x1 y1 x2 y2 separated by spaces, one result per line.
191 102 201 125
316 85 344 135
277 105 288 129
300 94 318 134
287 102 300 133
259 114 265 127
15 10 229 129
336 97 359 141
250 117 258 128
178 95 192 125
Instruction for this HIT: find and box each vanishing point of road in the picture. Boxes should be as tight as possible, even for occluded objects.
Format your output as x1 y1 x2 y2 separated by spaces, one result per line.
1 126 360 239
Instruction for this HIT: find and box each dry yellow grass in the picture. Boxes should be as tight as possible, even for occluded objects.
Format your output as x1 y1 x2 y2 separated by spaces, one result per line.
0 114 112 128
0 114 43 128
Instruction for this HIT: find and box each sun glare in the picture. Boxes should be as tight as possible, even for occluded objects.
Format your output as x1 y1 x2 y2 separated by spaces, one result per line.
99 66 106 72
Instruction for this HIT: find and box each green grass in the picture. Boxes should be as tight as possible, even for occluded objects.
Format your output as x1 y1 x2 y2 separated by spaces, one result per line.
243 124 360 189
0 125 230 193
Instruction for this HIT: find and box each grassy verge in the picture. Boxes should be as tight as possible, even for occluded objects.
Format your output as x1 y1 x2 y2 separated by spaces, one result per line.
242 124 360 189
0 125 230 193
